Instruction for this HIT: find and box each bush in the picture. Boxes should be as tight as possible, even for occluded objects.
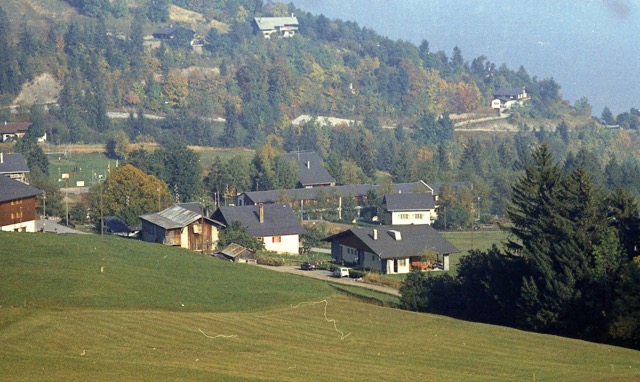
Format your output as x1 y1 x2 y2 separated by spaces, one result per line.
256 255 285 266
349 269 366 279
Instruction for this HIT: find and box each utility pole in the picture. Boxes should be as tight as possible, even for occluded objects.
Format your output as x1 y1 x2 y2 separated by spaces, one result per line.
42 191 46 233
65 190 69 226
101 184 104 273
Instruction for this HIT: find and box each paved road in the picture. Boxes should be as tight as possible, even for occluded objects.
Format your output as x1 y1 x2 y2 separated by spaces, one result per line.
36 218 87 234
256 264 401 297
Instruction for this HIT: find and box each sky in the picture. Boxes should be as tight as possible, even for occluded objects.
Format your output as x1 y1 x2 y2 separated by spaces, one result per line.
292 0 639 115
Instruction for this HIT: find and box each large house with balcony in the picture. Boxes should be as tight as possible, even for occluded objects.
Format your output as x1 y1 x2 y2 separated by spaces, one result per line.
0 175 42 232
325 225 458 274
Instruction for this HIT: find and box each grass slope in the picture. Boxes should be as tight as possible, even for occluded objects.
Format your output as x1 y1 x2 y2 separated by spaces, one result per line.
1 232 639 381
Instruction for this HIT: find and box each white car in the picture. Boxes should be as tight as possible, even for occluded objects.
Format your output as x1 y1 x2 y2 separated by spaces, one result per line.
333 267 350 278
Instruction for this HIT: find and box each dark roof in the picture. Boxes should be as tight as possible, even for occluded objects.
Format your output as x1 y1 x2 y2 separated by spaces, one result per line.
0 153 30 174
493 87 525 97
0 122 31 134
384 193 435 211
102 216 130 234
0 175 42 203
212 204 305 237
242 181 432 205
325 225 459 260
278 151 336 187
140 205 224 230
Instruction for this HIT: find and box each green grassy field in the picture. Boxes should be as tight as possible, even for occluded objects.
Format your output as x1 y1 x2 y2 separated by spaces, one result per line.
1 232 639 381
45 146 254 187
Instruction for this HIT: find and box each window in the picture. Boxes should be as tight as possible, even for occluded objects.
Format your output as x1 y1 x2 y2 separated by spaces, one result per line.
399 213 409 220
272 236 282 243
10 213 14 219
414 213 424 220
398 259 406 267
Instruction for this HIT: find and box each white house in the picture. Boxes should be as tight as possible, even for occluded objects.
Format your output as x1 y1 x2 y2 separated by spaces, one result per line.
383 193 436 225
212 204 305 254
325 225 458 274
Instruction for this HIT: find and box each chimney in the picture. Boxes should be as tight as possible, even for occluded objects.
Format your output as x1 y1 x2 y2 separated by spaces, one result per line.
373 228 378 240
0 152 3 164
259 204 264 224
306 160 310 169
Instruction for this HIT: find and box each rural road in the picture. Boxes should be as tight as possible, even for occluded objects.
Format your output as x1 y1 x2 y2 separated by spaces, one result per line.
256 264 401 297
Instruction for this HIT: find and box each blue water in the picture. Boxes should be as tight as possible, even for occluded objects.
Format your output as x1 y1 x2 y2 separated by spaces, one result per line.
292 0 639 115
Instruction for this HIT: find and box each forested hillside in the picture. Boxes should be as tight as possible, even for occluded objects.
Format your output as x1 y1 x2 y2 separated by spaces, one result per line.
3 0 640 217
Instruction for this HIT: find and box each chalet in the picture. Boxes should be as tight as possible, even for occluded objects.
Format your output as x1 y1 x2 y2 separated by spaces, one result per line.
139 204 224 252
253 16 299 39
325 225 458 274
0 153 30 184
152 26 195 40
278 151 336 188
491 87 529 114
212 204 305 254
383 193 436 225
0 175 42 232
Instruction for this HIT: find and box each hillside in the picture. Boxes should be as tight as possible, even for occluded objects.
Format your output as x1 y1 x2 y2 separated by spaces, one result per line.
1 232 639 381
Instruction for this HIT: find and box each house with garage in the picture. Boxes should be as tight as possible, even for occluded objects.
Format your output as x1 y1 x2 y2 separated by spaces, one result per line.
491 87 529 114
253 16 299 39
325 225 458 274
278 151 336 188
212 204 305 254
383 192 436 225
0 153 30 184
139 203 224 252
0 175 42 232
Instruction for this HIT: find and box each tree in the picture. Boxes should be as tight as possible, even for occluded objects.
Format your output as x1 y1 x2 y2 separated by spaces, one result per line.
105 130 131 160
14 134 49 176
155 143 204 202
218 220 265 251
601 106 615 125
88 164 171 226
0 6 22 94
146 0 170 22
609 257 640 346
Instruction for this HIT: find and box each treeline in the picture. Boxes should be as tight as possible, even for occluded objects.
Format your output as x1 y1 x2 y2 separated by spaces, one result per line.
400 144 640 348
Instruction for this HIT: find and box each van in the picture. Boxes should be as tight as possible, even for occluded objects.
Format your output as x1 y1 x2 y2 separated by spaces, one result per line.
333 267 350 278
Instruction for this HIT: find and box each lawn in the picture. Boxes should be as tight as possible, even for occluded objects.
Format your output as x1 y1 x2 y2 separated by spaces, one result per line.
1 232 639 381
44 145 255 187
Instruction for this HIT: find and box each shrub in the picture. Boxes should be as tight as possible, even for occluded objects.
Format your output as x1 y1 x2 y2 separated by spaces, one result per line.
256 255 285 266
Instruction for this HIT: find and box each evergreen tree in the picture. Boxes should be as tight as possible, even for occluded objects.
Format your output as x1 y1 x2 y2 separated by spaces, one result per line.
0 7 22 94
146 0 170 23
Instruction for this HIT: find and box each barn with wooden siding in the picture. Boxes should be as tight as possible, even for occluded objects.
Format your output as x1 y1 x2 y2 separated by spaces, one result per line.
139 204 225 252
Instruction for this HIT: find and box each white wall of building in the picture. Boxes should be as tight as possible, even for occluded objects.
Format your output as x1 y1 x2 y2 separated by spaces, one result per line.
263 234 300 254
390 211 431 225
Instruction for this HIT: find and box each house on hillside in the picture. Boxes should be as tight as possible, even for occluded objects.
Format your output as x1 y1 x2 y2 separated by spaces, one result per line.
152 26 195 40
253 16 299 39
139 204 224 251
491 87 529 114
0 153 30 184
0 122 46 143
383 193 435 225
325 225 458 274
212 204 305 254
278 151 336 188
0 175 42 233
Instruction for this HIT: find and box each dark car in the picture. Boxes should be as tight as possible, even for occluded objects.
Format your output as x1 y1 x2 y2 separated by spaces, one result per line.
300 261 317 271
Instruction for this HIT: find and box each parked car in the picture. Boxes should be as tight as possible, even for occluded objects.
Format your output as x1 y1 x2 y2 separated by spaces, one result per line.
300 261 317 271
333 267 350 278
